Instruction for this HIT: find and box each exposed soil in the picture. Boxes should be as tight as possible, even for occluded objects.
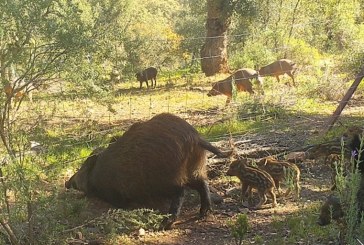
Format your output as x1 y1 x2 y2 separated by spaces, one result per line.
131 116 335 245
64 96 364 245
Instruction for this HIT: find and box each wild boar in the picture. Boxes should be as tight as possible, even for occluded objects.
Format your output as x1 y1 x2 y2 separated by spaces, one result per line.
256 156 301 199
347 127 364 174
318 170 364 226
324 153 352 191
258 59 296 86
305 126 363 163
136 67 158 89
317 195 344 226
207 68 261 106
65 113 229 229
227 158 277 209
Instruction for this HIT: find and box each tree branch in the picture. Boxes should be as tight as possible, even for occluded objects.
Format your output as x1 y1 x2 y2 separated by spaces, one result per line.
0 218 19 245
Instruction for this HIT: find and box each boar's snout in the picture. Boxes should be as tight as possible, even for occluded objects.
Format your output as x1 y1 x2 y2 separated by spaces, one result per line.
65 175 76 189
317 195 343 226
65 179 72 189
317 213 331 226
226 167 236 176
207 89 219 97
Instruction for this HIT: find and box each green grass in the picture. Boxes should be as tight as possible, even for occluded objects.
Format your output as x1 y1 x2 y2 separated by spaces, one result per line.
0 70 363 244
262 203 340 244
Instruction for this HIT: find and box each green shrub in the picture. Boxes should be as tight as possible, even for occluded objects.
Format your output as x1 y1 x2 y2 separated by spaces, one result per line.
88 209 167 235
229 40 275 70
334 136 364 245
285 38 323 67
227 213 249 245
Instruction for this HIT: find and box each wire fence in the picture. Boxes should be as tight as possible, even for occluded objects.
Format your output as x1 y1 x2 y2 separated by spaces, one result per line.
1 32 364 169
5 76 361 169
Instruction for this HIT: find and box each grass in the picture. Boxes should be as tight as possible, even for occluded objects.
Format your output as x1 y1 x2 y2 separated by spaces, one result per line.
263 202 340 244
0 70 363 244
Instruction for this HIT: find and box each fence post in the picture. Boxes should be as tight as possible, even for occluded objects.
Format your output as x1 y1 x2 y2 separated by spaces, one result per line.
323 67 364 133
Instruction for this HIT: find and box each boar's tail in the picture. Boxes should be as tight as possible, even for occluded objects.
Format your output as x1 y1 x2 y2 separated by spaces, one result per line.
199 138 232 158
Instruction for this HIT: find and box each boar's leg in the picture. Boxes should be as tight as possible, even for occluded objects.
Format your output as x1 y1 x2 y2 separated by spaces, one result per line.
225 97 231 106
160 187 185 230
246 186 254 206
269 190 277 208
188 179 212 217
275 76 280 83
139 80 149 89
239 182 251 206
151 78 156 88
294 182 301 200
254 192 267 209
287 72 295 86
274 180 282 196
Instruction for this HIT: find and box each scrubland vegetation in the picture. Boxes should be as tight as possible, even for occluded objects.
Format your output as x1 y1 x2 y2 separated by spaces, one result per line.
0 0 364 244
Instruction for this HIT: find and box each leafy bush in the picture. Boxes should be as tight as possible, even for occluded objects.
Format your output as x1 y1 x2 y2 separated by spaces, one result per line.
334 137 364 245
229 40 276 70
285 38 323 67
227 213 249 245
94 209 167 234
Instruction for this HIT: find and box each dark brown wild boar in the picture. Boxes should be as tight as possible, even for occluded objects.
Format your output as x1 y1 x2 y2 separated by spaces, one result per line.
256 156 301 199
207 68 261 105
258 59 296 86
317 195 344 226
318 171 364 226
346 126 364 173
325 153 350 190
65 113 229 229
136 67 158 89
226 158 277 209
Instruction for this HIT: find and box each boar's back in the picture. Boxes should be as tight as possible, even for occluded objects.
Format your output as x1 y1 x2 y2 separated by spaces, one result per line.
88 113 208 206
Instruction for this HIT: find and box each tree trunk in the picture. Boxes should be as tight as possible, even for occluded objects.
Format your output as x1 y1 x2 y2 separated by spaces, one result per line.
200 0 231 76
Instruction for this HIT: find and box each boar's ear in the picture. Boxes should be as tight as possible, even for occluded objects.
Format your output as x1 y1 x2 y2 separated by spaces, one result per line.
238 159 246 169
65 179 73 189
71 154 98 192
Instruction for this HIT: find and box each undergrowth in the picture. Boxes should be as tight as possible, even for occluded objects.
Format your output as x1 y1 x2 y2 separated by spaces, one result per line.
0 69 363 244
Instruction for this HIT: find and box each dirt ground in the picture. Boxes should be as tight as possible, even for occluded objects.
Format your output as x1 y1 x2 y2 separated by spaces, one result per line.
131 123 335 245
65 95 364 245
126 103 364 245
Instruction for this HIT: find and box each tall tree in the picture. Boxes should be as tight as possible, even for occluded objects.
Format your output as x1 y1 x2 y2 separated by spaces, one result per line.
200 0 258 76
0 0 125 243
200 0 231 76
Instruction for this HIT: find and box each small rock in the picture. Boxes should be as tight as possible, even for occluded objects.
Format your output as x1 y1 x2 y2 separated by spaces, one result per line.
138 228 146 236
211 192 224 204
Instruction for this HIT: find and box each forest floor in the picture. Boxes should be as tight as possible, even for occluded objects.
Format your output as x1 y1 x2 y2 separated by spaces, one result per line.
130 115 335 245
63 92 364 245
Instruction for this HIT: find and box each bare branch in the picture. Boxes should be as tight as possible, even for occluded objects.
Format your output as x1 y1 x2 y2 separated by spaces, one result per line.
0 218 19 245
